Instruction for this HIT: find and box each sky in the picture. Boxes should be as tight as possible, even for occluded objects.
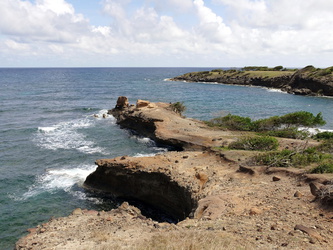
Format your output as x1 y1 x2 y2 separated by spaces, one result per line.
0 0 333 67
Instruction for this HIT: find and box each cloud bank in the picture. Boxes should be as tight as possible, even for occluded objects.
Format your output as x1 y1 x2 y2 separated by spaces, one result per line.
0 0 332 67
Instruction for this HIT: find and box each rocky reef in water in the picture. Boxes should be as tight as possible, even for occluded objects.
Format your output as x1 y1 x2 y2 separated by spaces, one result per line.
171 65 333 96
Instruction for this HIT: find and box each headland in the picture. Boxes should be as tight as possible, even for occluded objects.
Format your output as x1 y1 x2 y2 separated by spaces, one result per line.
171 66 333 96
16 97 333 249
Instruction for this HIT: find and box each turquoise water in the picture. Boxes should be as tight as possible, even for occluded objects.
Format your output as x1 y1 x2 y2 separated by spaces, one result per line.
1 68 333 249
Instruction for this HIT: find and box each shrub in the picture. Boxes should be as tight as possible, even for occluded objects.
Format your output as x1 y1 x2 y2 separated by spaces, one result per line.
252 116 281 131
252 148 332 168
273 66 283 71
279 111 326 128
206 114 253 131
170 102 186 115
253 149 295 167
229 136 279 151
260 128 310 139
311 162 333 174
313 131 333 140
211 69 224 73
206 111 325 138
316 138 333 153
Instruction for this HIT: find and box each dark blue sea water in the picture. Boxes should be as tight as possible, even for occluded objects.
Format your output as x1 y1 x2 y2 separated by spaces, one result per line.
1 68 333 249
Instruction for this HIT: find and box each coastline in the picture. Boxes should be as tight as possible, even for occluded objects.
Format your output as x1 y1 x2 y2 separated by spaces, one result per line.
170 66 333 97
16 97 333 249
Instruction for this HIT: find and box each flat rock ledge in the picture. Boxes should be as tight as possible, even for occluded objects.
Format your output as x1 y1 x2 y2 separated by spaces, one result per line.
16 98 333 250
108 97 240 150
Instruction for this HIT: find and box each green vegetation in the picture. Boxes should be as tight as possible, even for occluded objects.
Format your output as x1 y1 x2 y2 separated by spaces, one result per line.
303 65 333 78
206 111 325 139
242 66 287 71
317 138 333 153
206 114 253 131
311 162 333 173
253 147 332 168
259 128 309 140
229 136 278 151
313 131 333 140
170 102 186 115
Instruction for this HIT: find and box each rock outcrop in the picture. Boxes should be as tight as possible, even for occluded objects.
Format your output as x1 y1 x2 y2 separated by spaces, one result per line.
84 151 231 221
16 97 333 249
108 99 239 151
171 66 333 96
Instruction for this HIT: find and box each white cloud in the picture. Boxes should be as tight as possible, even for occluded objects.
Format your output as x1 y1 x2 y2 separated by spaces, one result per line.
0 0 333 67
0 0 88 43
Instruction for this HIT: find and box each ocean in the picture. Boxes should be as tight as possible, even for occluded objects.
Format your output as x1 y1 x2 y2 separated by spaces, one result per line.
1 67 333 249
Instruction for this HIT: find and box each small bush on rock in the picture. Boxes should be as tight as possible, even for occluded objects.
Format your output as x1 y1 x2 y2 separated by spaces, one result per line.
170 102 186 115
229 136 278 151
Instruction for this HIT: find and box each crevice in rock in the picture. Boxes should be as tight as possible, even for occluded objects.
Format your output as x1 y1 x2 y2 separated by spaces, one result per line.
84 164 197 222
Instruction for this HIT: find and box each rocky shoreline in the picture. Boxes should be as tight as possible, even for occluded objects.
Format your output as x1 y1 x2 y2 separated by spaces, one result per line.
16 97 333 249
171 66 333 96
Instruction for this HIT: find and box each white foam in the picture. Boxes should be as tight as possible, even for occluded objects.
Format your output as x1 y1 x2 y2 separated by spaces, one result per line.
21 164 97 199
302 127 333 135
265 88 287 93
35 117 107 154
133 153 157 157
91 109 115 121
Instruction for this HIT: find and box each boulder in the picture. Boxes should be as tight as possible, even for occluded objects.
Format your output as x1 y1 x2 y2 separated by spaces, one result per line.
115 96 129 109
136 99 150 108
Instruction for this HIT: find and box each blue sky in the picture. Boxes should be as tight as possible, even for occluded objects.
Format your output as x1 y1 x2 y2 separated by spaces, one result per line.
1 0 333 67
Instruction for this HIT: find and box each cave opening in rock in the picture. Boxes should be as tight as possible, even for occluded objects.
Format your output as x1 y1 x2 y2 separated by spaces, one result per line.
84 169 196 222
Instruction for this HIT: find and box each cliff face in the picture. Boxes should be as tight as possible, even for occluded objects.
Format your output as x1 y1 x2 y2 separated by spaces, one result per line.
171 66 333 96
84 151 226 221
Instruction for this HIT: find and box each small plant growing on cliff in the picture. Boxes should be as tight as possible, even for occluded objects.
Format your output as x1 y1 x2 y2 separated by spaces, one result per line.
170 102 186 115
229 136 278 151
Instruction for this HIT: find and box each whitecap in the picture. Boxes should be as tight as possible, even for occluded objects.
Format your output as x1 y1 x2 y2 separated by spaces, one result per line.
21 164 97 200
301 127 333 135
133 153 158 157
265 88 287 93
91 109 115 121
34 118 107 154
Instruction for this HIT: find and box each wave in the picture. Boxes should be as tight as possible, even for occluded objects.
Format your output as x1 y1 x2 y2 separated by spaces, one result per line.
18 164 98 201
302 127 333 135
35 113 109 154
264 88 288 94
130 135 168 153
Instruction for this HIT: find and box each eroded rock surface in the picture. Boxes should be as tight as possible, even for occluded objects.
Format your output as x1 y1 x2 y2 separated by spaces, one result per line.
16 98 333 250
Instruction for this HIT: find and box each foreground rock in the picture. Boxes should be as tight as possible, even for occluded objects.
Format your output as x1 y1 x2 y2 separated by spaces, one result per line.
17 150 333 249
171 66 333 96
16 98 333 249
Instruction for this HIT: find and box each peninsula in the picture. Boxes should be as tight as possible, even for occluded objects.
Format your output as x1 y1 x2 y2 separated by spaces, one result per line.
171 65 333 96
16 97 333 249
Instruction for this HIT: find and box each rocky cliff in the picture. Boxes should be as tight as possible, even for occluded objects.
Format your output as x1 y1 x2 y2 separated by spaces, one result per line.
171 66 333 96
16 97 333 250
